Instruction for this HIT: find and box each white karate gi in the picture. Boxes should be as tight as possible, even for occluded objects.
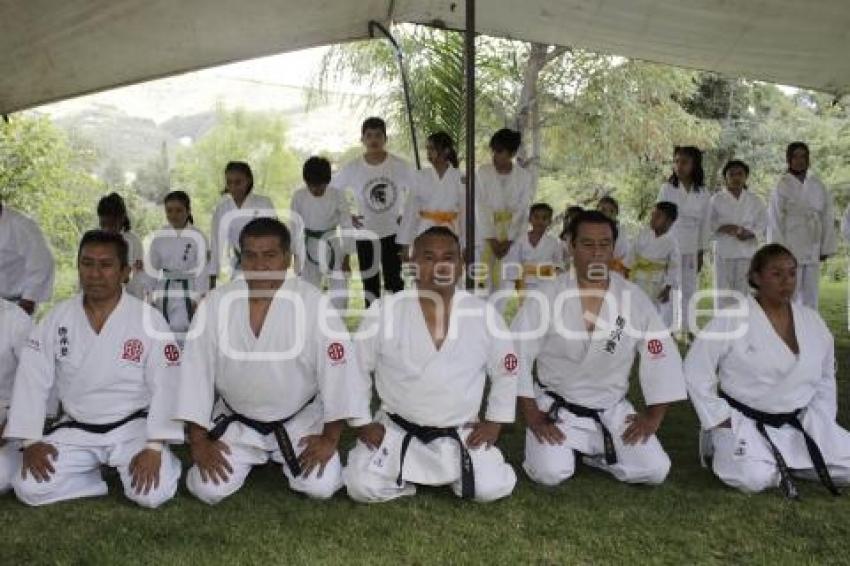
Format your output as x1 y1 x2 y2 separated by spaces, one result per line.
122 230 155 300
0 206 55 304
496 232 564 314
0 300 32 493
512 273 687 486
148 224 209 334
684 297 850 493
397 166 466 247
657 183 711 332
709 189 767 305
625 227 681 327
174 277 371 504
289 186 353 311
475 164 535 292
3 292 184 508
344 290 518 503
766 172 837 309
209 193 277 280
332 154 415 240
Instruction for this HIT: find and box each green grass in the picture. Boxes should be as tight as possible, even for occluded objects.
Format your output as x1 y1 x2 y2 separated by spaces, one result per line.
3 282 850 565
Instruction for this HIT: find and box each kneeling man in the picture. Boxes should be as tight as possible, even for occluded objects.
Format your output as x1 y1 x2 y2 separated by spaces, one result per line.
4 231 183 507
512 210 687 486
175 218 370 504
344 226 518 503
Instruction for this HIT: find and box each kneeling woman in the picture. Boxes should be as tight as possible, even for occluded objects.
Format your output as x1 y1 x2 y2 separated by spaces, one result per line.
684 244 850 497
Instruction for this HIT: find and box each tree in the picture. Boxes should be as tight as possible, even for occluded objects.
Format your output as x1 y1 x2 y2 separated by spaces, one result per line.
171 106 302 233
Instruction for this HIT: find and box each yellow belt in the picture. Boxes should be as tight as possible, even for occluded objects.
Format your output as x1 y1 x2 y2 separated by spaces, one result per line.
420 210 459 225
479 210 513 289
522 263 556 278
629 257 667 277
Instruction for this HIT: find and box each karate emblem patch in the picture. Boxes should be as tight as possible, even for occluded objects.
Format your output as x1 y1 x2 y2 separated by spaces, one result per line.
164 343 181 365
122 338 144 363
327 342 346 363
647 339 664 356
364 177 398 213
503 353 518 374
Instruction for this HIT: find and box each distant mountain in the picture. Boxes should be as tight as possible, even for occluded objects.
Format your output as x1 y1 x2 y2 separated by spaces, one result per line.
53 104 179 175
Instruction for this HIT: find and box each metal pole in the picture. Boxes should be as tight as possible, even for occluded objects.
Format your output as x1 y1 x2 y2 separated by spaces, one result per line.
369 20 422 169
464 0 476 289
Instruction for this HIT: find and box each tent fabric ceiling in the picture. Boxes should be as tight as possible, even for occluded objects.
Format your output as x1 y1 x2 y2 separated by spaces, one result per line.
2 0 849 114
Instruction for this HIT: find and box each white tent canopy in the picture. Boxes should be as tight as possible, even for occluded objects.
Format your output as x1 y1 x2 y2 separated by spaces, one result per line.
2 0 850 114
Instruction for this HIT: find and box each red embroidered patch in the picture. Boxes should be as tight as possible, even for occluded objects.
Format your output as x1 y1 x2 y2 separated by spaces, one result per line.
122 339 144 363
504 353 518 373
647 339 663 355
327 342 345 362
164 344 180 363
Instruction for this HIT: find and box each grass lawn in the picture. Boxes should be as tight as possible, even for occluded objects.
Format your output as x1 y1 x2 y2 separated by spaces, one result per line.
2 281 850 565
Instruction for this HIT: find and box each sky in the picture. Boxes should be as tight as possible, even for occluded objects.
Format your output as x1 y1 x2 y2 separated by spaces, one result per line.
31 47 383 153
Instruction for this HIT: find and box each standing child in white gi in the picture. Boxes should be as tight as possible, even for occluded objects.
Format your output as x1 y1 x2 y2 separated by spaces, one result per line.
476 128 535 293
290 156 353 311
709 160 766 306
175 218 370 504
685 244 850 498
208 161 276 289
344 227 518 503
597 196 630 276
766 142 837 309
148 190 209 338
0 199 55 315
626 201 680 327
398 131 465 257
98 192 152 300
512 210 687 487
0 299 32 493
497 203 564 315
333 117 414 307
657 146 712 335
4 231 184 508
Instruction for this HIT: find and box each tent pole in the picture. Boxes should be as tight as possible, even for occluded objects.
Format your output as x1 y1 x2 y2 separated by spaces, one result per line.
369 21 421 170
464 0 476 289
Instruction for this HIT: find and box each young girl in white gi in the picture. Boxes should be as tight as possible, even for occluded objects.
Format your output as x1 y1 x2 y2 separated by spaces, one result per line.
148 190 209 337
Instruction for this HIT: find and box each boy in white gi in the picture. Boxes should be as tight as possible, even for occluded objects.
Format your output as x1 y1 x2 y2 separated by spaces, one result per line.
709 160 766 305
344 227 518 503
290 156 353 311
597 196 629 275
333 117 415 307
766 142 837 309
0 200 55 314
685 244 850 498
626 201 680 326
512 210 687 486
476 128 535 293
497 203 564 314
175 217 370 504
4 230 184 508
0 299 32 492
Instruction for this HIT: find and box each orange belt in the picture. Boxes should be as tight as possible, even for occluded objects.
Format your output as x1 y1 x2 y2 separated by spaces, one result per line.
608 257 628 277
419 210 459 225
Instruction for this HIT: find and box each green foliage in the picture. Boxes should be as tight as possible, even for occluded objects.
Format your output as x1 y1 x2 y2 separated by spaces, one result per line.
171 106 302 233
0 115 103 274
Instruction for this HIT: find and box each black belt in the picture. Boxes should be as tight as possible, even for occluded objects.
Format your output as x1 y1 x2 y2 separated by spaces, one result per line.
208 395 316 477
720 390 839 499
162 271 194 325
304 228 336 269
544 390 617 465
44 408 148 435
387 413 475 500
